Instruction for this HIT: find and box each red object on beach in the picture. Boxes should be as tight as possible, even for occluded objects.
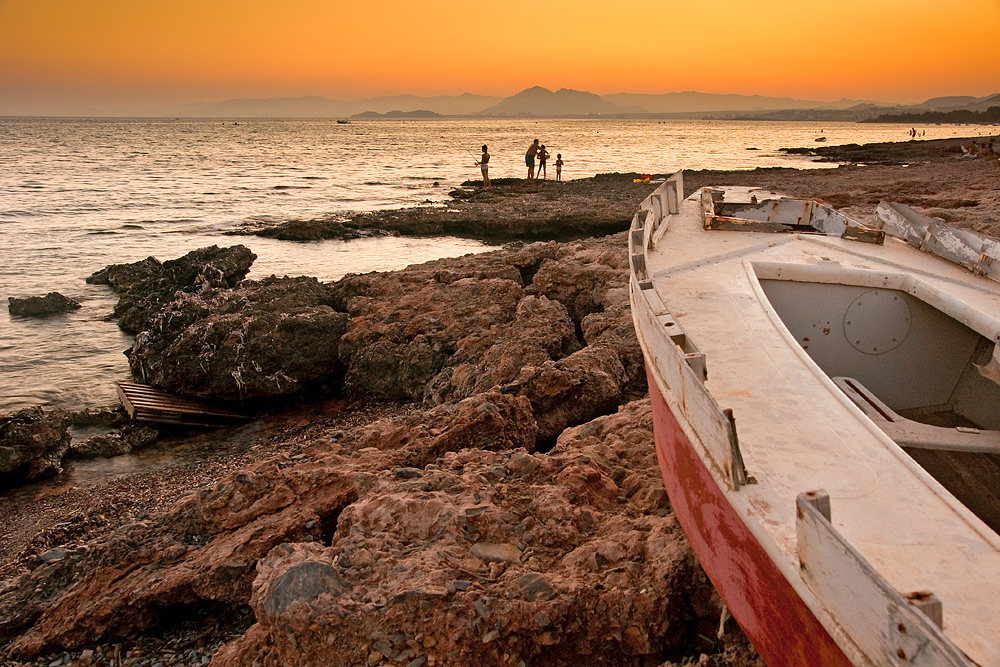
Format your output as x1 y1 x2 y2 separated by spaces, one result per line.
647 368 853 667
629 170 997 667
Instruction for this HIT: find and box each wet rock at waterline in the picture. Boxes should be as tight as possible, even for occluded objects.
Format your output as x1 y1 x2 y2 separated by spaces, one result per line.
126 276 348 401
87 244 256 335
0 406 160 489
0 407 71 487
66 424 160 460
7 292 81 318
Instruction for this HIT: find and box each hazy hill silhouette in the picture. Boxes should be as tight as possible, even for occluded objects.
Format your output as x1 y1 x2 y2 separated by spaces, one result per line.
185 87 1000 120
476 86 644 116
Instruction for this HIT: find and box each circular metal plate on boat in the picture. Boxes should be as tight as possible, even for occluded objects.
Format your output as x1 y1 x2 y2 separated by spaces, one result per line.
843 290 911 354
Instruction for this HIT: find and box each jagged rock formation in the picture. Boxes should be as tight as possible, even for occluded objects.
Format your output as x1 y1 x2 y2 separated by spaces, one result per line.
0 407 71 487
126 276 347 400
97 235 644 416
87 245 256 334
0 397 732 666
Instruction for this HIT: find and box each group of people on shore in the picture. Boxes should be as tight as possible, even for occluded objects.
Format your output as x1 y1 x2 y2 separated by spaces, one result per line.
961 139 996 158
523 138 563 181
474 139 564 190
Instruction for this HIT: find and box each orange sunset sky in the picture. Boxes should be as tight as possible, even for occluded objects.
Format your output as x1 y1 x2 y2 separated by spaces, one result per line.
1 0 998 116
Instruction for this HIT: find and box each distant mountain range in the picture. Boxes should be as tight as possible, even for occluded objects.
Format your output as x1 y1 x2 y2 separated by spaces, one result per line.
479 87 647 116
180 87 1000 121
179 92 501 118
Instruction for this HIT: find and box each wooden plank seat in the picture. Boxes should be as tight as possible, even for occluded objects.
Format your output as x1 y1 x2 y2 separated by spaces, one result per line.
833 376 1000 454
116 381 249 426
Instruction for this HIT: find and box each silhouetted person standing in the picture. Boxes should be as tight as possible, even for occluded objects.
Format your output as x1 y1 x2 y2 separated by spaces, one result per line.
525 139 540 179
537 144 550 179
476 144 491 189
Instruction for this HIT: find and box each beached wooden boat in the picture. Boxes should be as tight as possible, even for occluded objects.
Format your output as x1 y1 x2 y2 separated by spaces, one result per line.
629 171 1000 666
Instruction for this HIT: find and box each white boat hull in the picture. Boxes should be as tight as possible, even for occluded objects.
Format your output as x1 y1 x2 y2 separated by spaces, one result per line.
630 171 1000 666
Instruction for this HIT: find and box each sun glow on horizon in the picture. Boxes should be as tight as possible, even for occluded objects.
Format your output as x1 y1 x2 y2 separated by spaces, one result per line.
1 0 998 115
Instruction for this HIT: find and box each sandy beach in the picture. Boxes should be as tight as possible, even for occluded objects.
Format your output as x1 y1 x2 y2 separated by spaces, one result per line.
1 136 998 667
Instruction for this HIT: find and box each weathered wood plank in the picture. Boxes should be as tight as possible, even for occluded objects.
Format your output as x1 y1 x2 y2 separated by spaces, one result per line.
116 382 248 426
796 492 974 666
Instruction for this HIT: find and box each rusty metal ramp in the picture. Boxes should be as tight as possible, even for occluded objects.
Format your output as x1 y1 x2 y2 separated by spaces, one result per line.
116 381 249 426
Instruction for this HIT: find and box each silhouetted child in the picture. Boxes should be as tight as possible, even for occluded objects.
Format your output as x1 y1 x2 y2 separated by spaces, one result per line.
537 145 550 179
555 154 564 181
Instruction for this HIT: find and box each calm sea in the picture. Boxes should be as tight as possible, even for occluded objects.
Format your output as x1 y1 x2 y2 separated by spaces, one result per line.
0 117 986 412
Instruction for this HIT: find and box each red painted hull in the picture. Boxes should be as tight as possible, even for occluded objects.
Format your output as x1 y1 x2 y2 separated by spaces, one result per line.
646 364 855 667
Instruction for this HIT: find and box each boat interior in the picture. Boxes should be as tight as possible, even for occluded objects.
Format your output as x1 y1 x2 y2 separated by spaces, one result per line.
687 186 1000 537
756 272 1000 536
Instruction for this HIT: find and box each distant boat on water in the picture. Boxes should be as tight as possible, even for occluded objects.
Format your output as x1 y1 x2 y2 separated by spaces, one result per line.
629 171 1000 667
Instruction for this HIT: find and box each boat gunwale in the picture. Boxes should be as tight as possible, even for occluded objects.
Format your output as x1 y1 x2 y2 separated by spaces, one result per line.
629 277 872 666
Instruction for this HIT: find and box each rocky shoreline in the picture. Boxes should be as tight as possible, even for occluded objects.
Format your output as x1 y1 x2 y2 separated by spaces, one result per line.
1 136 998 667
225 134 1000 242
225 174 662 242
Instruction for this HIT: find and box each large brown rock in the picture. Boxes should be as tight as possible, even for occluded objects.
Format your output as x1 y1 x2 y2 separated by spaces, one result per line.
210 400 713 667
7 292 81 318
337 275 526 401
528 234 630 323
126 276 348 400
424 294 580 405
0 407 70 487
87 245 256 335
511 345 630 444
520 233 647 396
331 236 639 411
581 298 647 396
351 392 538 462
